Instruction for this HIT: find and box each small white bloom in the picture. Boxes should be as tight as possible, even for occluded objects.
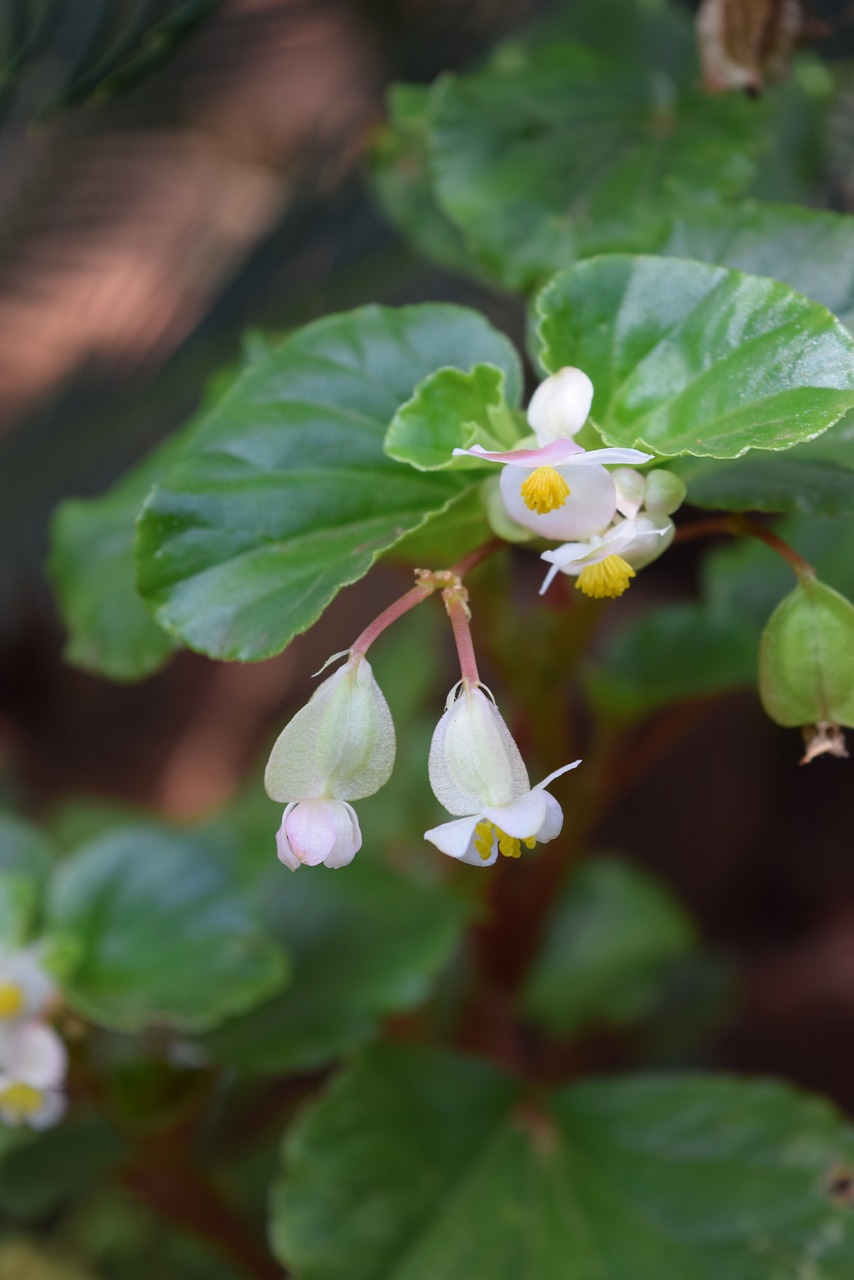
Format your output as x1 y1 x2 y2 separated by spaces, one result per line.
526 367 594 444
0 1022 67 1130
265 652 394 870
540 514 673 599
0 947 56 1024
424 682 580 867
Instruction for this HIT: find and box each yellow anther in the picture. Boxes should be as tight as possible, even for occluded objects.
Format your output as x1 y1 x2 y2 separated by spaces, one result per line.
0 983 24 1019
474 820 537 861
520 466 571 515
575 554 636 600
0 1082 43 1120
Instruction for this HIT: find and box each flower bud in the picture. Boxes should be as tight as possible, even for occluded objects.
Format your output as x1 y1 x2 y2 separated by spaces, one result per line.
759 578 854 753
265 653 395 804
643 469 687 516
526 368 594 444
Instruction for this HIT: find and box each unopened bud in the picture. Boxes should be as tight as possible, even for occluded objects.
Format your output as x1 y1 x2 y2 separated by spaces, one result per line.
759 578 854 756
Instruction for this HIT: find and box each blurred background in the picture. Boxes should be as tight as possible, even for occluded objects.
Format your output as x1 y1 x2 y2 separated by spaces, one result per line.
1 0 854 1130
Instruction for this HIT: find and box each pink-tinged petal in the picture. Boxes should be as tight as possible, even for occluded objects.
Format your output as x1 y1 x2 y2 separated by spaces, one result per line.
536 792 565 844
455 438 585 469
284 800 338 867
483 789 547 841
423 815 481 861
276 806 302 871
3 1023 67 1089
500 463 617 542
323 802 362 869
569 447 653 467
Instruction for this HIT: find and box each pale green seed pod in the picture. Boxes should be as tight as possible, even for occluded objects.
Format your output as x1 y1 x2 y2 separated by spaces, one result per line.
759 578 854 731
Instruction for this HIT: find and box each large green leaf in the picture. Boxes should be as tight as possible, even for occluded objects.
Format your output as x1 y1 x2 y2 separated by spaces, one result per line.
675 418 854 515
46 825 288 1032
522 857 696 1035
135 305 514 661
272 1044 854 1278
385 362 522 471
199 856 469 1074
429 41 769 292
660 202 854 333
535 256 854 458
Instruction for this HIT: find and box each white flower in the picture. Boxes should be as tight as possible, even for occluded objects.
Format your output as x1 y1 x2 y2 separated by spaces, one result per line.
424 682 580 866
540 514 674 599
0 947 56 1024
265 652 395 870
0 1022 67 1130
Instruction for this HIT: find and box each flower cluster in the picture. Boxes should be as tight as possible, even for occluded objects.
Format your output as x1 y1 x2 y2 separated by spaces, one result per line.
457 366 686 599
0 947 66 1129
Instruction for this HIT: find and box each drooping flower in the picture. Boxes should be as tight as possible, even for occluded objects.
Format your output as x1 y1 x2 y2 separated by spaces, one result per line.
540 514 674 599
265 652 395 870
0 947 55 1024
0 1022 67 1130
424 681 580 866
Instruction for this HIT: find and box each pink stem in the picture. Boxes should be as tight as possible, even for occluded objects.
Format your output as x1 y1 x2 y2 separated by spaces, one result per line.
445 593 480 685
350 581 433 657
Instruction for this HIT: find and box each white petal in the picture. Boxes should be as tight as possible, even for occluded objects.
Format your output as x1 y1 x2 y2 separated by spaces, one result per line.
536 760 582 790
527 367 594 444
614 515 675 570
276 807 302 871
423 815 481 860
428 685 530 816
457 438 584 468
499 463 617 541
0 950 55 1021
569 447 653 467
536 792 564 844
2 1023 67 1089
611 467 646 519
283 800 339 866
265 654 395 803
483 788 547 840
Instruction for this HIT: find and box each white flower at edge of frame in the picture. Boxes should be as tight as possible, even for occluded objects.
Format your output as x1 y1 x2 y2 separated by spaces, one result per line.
0 1022 67 1130
424 682 581 867
276 798 362 871
0 947 56 1024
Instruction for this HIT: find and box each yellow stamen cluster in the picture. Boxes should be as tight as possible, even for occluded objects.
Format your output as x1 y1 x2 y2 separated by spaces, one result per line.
474 819 537 861
0 983 24 1019
576 554 636 600
520 466 571 515
0 1082 43 1121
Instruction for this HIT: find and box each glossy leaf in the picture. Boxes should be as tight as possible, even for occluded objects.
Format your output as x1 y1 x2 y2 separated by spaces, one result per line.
522 857 696 1035
272 1044 854 1279
385 361 522 471
200 856 469 1074
429 42 769 291
47 825 288 1032
134 305 512 661
536 255 854 458
0 813 55 886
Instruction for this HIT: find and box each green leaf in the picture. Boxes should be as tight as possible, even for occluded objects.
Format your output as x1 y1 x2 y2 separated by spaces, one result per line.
0 812 55 886
272 1044 854 1279
48 454 180 683
522 857 696 1035
660 202 854 333
134 304 510 661
674 418 854 515
0 872 38 948
0 1116 125 1219
535 255 854 458
585 603 758 718
368 85 482 280
199 857 470 1074
46 824 288 1032
429 42 769 292
385 361 522 471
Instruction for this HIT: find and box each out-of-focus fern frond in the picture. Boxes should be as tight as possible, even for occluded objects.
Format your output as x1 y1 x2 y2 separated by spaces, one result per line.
0 0 221 120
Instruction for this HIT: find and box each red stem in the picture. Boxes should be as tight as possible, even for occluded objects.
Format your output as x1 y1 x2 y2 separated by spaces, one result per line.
675 513 815 578
444 592 480 685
